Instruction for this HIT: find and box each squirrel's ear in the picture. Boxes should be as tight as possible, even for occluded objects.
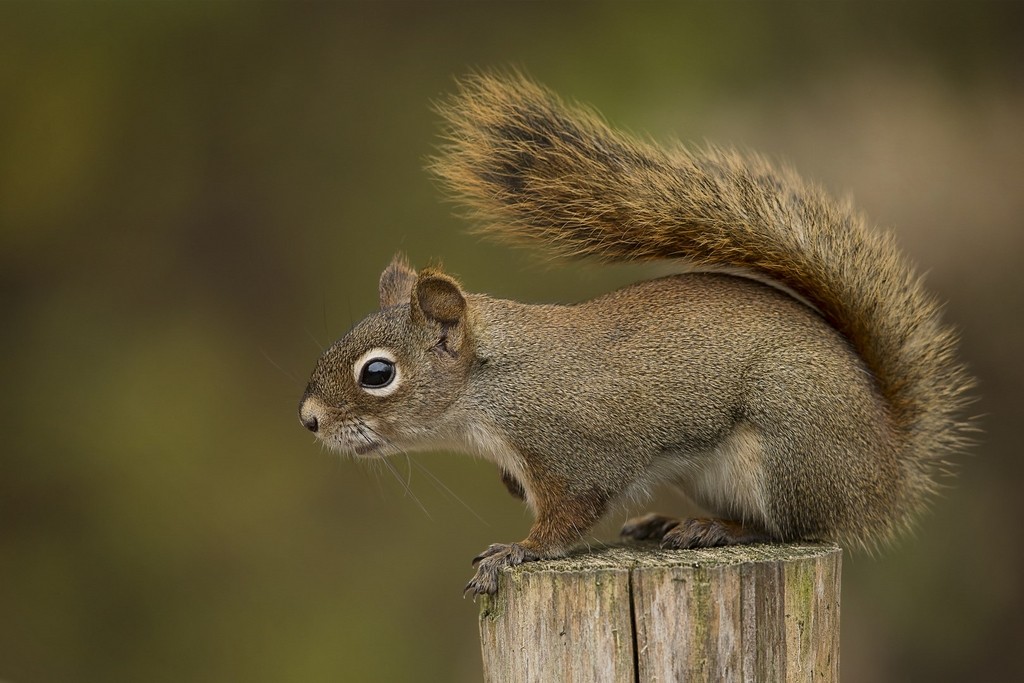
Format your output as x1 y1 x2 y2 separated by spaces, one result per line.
379 253 417 309
413 269 467 326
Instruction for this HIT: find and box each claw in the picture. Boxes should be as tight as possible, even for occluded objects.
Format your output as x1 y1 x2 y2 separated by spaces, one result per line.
471 543 506 565
620 512 681 542
464 574 497 597
662 518 775 549
464 542 541 596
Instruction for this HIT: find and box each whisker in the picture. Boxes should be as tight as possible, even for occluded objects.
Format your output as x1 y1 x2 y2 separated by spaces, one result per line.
363 457 388 500
322 288 330 340
410 458 489 526
357 423 431 518
404 454 414 491
567 518 593 553
379 456 432 520
260 347 304 388
305 327 325 352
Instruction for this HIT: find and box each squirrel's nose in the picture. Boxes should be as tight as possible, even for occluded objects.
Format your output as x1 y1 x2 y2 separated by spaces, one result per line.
298 397 321 433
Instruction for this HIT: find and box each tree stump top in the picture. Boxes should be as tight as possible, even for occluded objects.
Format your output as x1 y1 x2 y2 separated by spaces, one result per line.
479 542 842 683
489 541 838 578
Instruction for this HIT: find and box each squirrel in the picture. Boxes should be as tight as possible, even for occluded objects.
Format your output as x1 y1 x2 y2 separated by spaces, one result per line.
298 73 974 595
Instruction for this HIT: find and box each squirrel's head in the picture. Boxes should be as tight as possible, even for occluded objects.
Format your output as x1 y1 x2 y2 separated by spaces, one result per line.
298 254 475 457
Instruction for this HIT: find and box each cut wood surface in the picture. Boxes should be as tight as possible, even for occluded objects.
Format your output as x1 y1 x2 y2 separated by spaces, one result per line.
478 543 841 683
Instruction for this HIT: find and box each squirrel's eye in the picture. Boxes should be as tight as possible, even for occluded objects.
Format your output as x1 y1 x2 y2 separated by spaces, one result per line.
360 359 396 389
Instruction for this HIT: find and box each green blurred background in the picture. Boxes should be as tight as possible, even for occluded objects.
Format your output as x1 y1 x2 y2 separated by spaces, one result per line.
2 2 1022 681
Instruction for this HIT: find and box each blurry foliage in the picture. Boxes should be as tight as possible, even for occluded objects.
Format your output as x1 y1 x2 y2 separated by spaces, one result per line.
1 2 1022 682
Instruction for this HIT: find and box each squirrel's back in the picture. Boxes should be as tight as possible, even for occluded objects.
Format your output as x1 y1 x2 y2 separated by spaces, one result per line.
432 72 975 545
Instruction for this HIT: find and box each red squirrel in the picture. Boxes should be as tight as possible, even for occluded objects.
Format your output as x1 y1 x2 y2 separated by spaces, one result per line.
299 74 974 595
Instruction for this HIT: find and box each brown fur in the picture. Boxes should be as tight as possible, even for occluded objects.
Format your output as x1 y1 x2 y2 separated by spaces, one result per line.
299 73 975 594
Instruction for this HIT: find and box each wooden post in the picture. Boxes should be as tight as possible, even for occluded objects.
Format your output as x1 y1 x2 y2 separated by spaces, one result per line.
478 543 841 683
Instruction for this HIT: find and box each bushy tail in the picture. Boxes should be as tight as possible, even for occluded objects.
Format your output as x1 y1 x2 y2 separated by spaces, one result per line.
431 72 974 495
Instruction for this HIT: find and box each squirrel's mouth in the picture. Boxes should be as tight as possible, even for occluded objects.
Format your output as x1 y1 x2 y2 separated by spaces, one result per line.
315 422 386 457
318 417 389 457
353 441 382 456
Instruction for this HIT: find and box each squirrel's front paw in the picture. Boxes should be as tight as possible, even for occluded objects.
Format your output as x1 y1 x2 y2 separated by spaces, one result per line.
465 543 540 596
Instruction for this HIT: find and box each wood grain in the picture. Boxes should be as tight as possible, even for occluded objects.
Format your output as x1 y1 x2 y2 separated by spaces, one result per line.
478 543 841 682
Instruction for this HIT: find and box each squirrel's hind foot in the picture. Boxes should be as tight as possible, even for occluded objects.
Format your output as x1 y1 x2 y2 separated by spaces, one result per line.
464 542 541 596
620 512 682 541
621 514 774 549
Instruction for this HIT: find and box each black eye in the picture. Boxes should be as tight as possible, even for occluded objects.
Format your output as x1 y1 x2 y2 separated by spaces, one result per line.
360 358 396 389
